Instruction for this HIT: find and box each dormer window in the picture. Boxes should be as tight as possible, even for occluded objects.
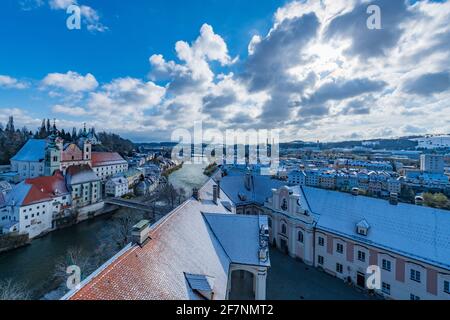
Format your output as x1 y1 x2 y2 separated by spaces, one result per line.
356 219 370 236
185 273 215 300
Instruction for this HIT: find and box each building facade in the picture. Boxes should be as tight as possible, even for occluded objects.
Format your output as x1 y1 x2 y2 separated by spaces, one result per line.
91 152 128 181
219 170 450 301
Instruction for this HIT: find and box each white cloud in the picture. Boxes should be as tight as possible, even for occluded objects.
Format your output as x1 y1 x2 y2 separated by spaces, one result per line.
48 0 108 32
0 75 28 89
10 0 450 142
42 71 99 92
52 104 89 116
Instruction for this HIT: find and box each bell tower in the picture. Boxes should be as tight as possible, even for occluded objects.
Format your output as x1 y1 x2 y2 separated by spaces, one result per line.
44 120 61 176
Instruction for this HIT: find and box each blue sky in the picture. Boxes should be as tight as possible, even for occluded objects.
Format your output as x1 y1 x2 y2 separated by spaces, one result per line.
0 0 449 142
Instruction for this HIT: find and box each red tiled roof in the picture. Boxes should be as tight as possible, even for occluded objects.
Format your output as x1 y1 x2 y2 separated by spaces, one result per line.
91 152 127 167
23 171 69 206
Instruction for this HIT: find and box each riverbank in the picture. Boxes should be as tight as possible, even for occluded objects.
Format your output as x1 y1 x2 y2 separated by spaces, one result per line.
162 162 183 177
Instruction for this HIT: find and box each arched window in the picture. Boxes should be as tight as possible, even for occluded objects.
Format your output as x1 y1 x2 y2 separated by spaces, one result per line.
281 223 287 235
281 199 288 211
298 231 304 243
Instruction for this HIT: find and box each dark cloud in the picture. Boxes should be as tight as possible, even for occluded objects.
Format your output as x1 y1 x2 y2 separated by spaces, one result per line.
303 78 386 106
325 0 412 58
297 104 330 118
242 13 320 92
202 90 237 112
341 96 375 115
403 72 450 96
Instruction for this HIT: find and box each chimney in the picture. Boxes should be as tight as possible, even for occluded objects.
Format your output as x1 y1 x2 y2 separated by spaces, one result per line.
213 185 218 204
216 180 221 199
192 188 200 201
244 173 251 191
132 220 151 246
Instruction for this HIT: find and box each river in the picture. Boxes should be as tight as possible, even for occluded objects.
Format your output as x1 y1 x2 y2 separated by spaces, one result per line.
0 162 207 300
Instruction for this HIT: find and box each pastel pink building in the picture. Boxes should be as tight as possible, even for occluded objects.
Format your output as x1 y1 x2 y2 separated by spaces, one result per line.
220 170 450 300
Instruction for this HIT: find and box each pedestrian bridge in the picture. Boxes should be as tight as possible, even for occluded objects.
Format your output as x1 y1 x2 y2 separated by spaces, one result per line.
105 198 154 213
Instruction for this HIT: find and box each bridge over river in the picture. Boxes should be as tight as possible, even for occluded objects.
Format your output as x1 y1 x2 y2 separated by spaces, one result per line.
104 198 156 213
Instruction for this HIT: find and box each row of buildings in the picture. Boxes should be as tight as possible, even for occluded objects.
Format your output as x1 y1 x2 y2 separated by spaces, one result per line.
287 169 402 196
285 154 449 199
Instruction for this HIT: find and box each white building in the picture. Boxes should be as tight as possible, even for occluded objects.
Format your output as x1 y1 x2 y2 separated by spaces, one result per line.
10 139 46 180
387 178 402 194
105 177 129 197
65 165 104 216
0 171 70 239
219 171 450 300
420 154 445 174
416 135 450 150
91 152 128 181
288 170 306 185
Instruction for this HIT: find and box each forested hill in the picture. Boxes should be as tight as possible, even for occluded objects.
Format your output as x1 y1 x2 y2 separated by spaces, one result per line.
0 116 136 165
93 132 135 156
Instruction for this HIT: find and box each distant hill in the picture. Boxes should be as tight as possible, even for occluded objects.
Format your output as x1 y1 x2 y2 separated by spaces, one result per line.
93 132 135 156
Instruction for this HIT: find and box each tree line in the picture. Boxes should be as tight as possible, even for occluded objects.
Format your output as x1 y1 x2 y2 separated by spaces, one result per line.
0 116 136 165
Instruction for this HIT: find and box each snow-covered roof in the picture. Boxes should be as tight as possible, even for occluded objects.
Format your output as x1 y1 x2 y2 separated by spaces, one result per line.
220 174 285 205
302 187 450 270
65 165 100 185
66 178 268 300
204 213 270 267
11 139 46 162
5 182 32 207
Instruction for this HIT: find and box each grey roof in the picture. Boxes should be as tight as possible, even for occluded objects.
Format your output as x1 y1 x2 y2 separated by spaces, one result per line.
11 139 46 162
204 213 270 267
65 165 100 185
185 273 214 292
220 174 285 205
301 187 450 270
4 182 31 207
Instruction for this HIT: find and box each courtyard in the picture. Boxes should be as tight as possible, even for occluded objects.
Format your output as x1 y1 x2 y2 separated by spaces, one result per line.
267 249 376 300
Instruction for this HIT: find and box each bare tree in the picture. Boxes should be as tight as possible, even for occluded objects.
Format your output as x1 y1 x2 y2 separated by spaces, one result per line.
177 187 187 205
113 210 134 248
0 279 29 300
54 247 95 282
161 183 178 209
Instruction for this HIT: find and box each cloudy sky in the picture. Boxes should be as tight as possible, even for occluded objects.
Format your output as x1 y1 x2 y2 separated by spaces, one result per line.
1 0 449 142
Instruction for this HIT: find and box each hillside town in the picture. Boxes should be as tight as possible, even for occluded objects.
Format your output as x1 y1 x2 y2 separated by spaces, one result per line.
1 0 450 306
278 146 450 210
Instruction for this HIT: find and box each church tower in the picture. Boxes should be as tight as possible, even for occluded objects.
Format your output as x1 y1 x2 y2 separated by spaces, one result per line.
44 121 61 176
78 123 92 162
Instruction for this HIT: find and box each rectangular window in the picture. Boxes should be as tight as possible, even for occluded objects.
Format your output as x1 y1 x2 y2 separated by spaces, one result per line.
318 237 325 247
336 243 344 254
410 294 420 301
382 259 392 272
318 256 324 265
358 251 366 262
444 281 449 294
336 263 343 274
410 269 421 283
382 282 391 295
